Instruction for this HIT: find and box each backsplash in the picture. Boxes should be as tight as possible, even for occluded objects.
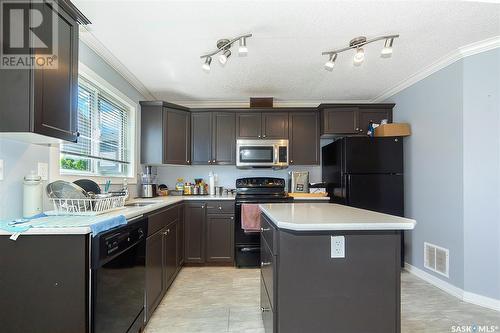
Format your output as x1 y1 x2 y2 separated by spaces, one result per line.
156 165 322 190
0 139 51 220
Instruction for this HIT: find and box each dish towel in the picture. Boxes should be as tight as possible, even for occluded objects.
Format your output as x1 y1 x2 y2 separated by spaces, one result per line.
0 214 127 240
241 204 261 233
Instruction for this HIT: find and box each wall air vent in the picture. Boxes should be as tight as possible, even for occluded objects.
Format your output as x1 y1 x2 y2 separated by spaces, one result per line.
424 242 449 278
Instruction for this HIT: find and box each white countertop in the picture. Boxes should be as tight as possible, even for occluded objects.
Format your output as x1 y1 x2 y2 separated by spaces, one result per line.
0 195 235 236
259 203 416 231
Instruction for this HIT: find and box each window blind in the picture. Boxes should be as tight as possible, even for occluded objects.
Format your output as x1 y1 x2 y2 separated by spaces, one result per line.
61 77 131 176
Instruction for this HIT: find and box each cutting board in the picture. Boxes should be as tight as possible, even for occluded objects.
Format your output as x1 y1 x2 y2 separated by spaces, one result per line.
287 192 328 198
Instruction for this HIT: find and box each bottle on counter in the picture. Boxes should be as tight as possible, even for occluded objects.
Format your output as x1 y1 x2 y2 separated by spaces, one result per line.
209 172 215 196
175 178 184 191
23 171 43 218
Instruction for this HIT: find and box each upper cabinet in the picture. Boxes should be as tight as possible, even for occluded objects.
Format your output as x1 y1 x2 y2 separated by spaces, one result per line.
236 111 289 139
0 1 90 143
141 101 191 165
319 104 394 136
191 111 236 165
289 111 320 165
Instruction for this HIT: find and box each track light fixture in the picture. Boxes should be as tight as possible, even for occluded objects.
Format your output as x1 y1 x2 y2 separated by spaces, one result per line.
202 57 212 71
322 34 399 71
324 53 337 71
200 33 252 71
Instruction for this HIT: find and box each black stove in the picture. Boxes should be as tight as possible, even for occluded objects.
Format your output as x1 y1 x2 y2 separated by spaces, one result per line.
234 177 292 268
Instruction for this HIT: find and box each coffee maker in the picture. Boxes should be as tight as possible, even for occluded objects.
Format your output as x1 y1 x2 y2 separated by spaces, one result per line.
141 166 157 198
289 171 309 193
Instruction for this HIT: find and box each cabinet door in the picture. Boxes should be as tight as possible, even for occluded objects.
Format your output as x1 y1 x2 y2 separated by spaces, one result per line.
206 214 234 263
146 230 164 321
33 3 78 142
358 109 392 133
164 108 190 164
321 108 359 134
184 203 206 263
178 205 185 266
236 113 262 139
262 112 288 139
213 112 236 164
141 106 163 165
191 112 212 164
289 112 319 165
164 221 178 288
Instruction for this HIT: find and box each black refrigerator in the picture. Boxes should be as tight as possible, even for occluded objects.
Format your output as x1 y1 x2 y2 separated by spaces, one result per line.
322 136 404 217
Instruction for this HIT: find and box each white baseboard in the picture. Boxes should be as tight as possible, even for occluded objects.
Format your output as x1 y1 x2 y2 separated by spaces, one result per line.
404 263 500 312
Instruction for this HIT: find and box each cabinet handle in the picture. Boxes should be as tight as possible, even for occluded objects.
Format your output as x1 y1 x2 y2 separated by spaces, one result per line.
261 307 271 312
212 159 216 163
208 160 211 163
263 134 266 138
261 261 271 267
201 205 205 209
230 216 234 220
355 127 359 131
290 160 293 164
258 135 261 138
218 206 222 210
260 227 270 232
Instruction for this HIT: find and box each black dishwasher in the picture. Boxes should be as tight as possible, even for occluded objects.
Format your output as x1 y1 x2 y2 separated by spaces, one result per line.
91 216 147 333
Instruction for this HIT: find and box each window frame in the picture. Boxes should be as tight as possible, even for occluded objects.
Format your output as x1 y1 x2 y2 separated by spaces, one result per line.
50 62 138 184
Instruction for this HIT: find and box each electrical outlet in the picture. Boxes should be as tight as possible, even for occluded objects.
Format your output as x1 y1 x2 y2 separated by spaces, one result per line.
38 162 48 181
331 236 345 258
0 159 4 181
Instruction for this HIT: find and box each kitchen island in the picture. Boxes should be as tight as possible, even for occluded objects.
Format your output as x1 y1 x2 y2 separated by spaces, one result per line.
258 203 416 333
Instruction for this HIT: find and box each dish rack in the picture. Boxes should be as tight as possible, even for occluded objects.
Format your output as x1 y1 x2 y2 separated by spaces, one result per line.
49 195 127 216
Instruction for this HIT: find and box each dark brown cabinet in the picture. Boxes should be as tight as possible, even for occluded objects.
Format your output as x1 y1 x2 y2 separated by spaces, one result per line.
146 229 165 321
262 112 289 139
191 112 236 165
320 104 394 136
145 204 183 322
358 109 392 133
206 214 234 263
140 101 191 165
0 1 89 143
164 221 178 288
184 202 206 263
288 111 320 165
184 201 235 264
236 112 262 138
236 111 288 139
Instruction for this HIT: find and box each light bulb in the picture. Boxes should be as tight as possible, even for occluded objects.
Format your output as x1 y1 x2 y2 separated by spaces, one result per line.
353 47 365 65
238 38 248 55
381 38 394 57
219 49 231 64
324 53 337 71
202 57 212 71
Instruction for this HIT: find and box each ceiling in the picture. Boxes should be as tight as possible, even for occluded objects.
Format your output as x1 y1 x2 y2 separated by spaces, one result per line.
74 0 500 105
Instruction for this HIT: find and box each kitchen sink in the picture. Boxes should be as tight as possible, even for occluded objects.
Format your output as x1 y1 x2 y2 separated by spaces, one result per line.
124 202 157 207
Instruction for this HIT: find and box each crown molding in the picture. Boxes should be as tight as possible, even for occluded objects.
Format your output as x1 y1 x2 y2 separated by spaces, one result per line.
79 26 156 100
372 36 500 102
169 99 372 108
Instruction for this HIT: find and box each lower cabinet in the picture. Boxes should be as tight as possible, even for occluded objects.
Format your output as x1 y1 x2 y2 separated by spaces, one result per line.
206 214 234 262
146 230 165 321
145 204 183 322
184 201 235 264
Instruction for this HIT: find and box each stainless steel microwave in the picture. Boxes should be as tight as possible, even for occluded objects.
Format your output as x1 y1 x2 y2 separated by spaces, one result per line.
236 139 289 168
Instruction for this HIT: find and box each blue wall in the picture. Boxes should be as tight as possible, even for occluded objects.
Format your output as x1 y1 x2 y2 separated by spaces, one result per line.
463 49 500 300
386 48 500 300
0 41 145 220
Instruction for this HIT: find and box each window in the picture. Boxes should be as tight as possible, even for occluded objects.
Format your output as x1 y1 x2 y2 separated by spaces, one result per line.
60 76 133 177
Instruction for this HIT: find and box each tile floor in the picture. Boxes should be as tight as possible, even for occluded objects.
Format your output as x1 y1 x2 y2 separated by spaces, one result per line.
144 267 500 333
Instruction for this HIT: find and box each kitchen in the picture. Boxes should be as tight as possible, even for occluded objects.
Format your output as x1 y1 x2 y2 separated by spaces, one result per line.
0 1 499 333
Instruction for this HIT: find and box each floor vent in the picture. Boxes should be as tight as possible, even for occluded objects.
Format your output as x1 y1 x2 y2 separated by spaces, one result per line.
424 242 449 278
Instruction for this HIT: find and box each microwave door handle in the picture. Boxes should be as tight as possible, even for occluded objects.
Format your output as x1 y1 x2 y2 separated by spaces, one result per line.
273 145 278 164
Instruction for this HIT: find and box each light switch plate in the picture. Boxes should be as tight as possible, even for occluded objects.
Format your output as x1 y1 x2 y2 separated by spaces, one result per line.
331 236 345 258
38 162 48 181
0 159 4 181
